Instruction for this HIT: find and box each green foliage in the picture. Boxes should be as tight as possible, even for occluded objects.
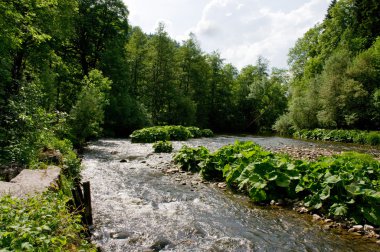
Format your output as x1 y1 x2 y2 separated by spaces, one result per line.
0 192 95 251
173 146 209 172
201 129 214 137
69 70 111 147
298 152 380 224
293 128 380 146
130 126 213 143
187 127 203 138
173 142 380 226
285 1 380 132
153 141 173 153
272 113 295 135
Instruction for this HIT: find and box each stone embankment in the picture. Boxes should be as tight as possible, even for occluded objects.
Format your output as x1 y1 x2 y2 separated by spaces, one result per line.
0 166 60 198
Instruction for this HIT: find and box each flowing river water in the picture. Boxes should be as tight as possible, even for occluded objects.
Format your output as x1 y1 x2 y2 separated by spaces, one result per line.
81 136 380 251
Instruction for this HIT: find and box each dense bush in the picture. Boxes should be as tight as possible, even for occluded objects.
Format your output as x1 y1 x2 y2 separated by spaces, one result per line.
173 146 209 172
293 129 380 146
174 141 380 226
200 129 214 137
187 127 203 138
130 126 214 143
0 192 95 251
153 141 173 153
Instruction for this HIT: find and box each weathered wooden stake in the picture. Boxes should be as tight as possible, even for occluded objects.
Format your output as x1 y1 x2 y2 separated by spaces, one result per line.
83 181 93 226
70 181 93 238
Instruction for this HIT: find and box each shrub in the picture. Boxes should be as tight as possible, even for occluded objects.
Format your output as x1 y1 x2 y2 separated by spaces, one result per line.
173 146 209 172
0 192 95 251
153 141 173 153
187 127 203 138
130 127 169 143
201 129 214 137
166 126 192 140
366 132 380 146
293 129 380 146
172 142 380 226
273 113 295 135
130 126 214 143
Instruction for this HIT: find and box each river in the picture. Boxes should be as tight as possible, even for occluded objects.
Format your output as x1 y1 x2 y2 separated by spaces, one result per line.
81 136 380 251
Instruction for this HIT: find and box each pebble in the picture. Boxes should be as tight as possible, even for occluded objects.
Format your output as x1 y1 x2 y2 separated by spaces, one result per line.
312 214 322 221
175 178 181 181
364 224 374 231
110 231 132 239
352 225 363 231
217 182 226 189
323 224 331 230
276 199 284 206
297 207 308 213
166 169 179 174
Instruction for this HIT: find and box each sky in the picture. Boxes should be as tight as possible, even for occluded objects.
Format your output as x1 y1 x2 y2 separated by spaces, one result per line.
123 0 330 69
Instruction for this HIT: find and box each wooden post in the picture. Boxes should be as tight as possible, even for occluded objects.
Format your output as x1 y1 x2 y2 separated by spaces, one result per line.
82 181 93 226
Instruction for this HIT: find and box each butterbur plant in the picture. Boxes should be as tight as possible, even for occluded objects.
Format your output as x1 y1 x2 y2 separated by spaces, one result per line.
174 145 209 172
172 141 380 226
130 126 214 143
153 141 173 153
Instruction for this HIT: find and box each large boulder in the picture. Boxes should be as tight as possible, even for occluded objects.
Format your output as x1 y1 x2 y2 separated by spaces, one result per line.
0 166 61 198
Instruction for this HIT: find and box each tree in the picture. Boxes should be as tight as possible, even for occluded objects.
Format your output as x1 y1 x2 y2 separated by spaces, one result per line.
177 34 211 127
69 70 111 147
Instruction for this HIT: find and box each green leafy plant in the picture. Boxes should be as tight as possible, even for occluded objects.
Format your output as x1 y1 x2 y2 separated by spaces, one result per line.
153 141 173 153
130 126 214 143
0 192 96 251
201 129 214 137
172 141 380 226
187 127 203 138
173 145 209 172
293 128 380 146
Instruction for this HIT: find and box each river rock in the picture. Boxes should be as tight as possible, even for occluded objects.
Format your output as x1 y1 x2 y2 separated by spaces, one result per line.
166 168 179 174
38 148 62 165
364 224 374 231
352 225 363 231
297 207 308 213
149 237 172 251
312 214 322 221
110 231 133 239
324 219 333 223
0 166 61 198
217 182 226 189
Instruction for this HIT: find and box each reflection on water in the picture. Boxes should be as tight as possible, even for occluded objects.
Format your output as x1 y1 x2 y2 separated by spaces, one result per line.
82 137 379 251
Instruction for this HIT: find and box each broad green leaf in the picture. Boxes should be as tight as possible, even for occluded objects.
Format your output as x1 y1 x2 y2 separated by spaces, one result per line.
249 188 267 202
325 175 341 184
329 203 347 216
320 186 331 200
275 173 290 187
295 184 304 193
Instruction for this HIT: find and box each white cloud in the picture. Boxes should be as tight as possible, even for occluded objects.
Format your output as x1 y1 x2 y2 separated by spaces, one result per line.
124 0 330 69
